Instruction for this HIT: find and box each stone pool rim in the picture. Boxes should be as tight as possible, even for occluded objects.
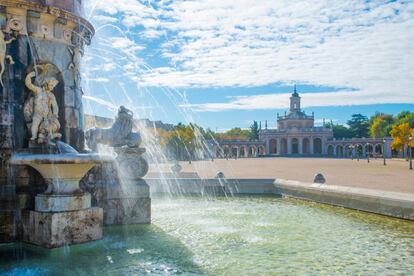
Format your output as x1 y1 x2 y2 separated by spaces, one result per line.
146 178 414 221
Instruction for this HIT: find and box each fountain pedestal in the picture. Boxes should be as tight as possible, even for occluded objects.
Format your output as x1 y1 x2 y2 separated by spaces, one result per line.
22 207 103 249
11 153 112 248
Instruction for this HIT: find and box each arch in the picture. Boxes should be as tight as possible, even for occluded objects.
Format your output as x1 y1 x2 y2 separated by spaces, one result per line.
302 138 310 154
280 138 288 155
269 139 277 154
344 145 350 157
231 146 238 158
374 144 382 155
240 146 246 158
313 138 322 154
365 143 373 157
291 138 299 154
355 144 363 156
336 145 344 157
223 145 230 158
258 146 265 156
248 146 257 157
327 145 334 156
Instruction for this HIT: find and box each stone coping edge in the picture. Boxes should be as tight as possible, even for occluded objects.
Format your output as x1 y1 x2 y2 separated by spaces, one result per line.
146 178 414 221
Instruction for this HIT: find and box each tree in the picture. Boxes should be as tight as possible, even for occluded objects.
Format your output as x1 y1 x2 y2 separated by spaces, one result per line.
217 128 251 140
347 114 369 138
390 123 413 157
395 111 414 128
332 124 353 139
369 113 394 138
249 121 260 140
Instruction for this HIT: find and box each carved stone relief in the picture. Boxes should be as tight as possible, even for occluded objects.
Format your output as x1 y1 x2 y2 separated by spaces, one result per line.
0 31 15 87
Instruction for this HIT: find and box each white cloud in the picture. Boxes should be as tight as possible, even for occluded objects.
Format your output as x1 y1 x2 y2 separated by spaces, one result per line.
181 89 414 112
85 0 414 110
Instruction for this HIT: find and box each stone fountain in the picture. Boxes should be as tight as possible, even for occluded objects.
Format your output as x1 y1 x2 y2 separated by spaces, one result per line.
0 0 136 248
11 142 113 248
85 106 151 225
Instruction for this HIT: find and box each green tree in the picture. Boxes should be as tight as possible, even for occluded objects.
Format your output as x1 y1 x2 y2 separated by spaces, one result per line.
394 111 414 128
369 113 394 138
347 114 369 138
249 121 260 140
218 128 251 140
332 124 353 139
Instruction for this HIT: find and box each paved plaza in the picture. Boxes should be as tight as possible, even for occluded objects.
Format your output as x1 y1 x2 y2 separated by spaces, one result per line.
149 157 414 193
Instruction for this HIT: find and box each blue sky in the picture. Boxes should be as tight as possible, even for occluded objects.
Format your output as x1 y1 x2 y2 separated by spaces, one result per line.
82 0 414 131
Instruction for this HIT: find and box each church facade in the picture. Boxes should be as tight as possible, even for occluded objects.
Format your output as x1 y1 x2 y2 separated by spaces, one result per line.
259 87 333 155
210 87 393 158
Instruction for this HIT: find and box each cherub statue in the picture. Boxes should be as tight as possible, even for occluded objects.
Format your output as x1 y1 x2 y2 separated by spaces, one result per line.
0 31 15 87
24 68 62 144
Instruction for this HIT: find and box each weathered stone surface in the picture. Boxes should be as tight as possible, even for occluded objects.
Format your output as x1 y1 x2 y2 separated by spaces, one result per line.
35 193 91 212
22 207 103 248
0 210 20 243
88 179 151 225
103 197 151 225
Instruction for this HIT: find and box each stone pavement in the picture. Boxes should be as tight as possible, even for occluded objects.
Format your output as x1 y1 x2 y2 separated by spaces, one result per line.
148 157 414 193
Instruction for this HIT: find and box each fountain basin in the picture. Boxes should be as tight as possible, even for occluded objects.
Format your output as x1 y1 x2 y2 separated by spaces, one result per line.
10 152 114 248
10 153 114 212
10 153 113 194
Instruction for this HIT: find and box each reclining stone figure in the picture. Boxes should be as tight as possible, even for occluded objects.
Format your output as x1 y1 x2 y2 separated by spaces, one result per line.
85 106 141 151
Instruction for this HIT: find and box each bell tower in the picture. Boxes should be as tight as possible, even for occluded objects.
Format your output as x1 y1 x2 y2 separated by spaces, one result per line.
290 85 301 112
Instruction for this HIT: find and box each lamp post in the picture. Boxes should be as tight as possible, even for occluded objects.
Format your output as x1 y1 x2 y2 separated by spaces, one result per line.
188 141 192 164
383 139 386 166
409 136 413 170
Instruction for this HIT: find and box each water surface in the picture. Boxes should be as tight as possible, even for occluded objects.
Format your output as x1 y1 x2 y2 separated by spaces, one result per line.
1 197 413 275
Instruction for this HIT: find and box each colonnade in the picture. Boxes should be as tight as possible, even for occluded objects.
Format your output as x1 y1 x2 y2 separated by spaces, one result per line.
212 144 265 158
265 137 325 155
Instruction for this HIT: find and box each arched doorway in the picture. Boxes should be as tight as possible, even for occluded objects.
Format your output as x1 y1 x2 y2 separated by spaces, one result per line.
258 146 265 155
374 144 382 155
313 138 322 154
231 147 238 158
240 146 246 158
280 138 288 154
292 138 299 154
223 146 230 158
336 145 344 157
269 139 277 154
355 144 363 157
327 145 334 156
249 146 257 157
365 144 373 157
302 138 310 154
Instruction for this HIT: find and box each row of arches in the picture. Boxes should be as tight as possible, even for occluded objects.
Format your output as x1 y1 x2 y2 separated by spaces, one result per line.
268 137 323 155
327 143 384 158
214 145 265 158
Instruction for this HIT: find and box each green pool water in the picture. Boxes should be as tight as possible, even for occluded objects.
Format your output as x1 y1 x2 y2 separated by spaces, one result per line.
1 197 413 275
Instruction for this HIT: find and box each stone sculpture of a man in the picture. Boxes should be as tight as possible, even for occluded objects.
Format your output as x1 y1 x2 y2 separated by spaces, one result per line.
24 70 61 144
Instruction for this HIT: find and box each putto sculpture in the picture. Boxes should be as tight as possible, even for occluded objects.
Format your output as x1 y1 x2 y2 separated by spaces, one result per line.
23 65 62 145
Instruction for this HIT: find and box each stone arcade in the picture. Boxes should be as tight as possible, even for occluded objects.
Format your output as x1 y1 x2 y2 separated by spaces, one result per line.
211 87 393 158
